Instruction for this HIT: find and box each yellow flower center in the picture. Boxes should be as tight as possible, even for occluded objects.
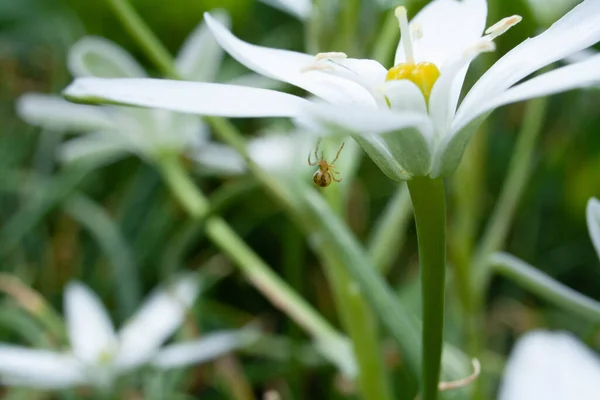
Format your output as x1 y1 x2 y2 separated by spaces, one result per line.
386 62 440 101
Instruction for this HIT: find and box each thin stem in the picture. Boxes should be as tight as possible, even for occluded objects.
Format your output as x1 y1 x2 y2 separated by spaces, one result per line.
367 183 412 274
472 98 547 291
407 177 446 400
105 0 182 79
157 155 352 373
320 147 392 400
371 10 400 65
210 117 471 383
490 252 600 324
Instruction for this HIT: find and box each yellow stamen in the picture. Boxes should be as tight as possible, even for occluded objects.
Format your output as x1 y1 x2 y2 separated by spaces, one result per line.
386 62 441 101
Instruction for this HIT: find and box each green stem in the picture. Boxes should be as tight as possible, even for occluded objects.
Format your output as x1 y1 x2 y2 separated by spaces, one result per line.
491 252 600 324
367 183 412 274
321 155 392 400
407 177 446 400
105 0 182 79
472 98 547 290
156 155 353 375
371 10 400 65
469 98 547 399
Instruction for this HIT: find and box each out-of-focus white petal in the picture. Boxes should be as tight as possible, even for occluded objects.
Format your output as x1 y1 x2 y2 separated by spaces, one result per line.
63 78 309 118
247 131 319 181
151 330 259 369
258 0 312 20
58 131 129 166
68 36 146 78
17 93 115 132
586 197 600 261
194 143 247 175
0 345 86 389
395 0 487 68
114 274 200 371
458 0 600 125
499 331 600 400
65 282 117 365
204 13 374 106
175 11 229 82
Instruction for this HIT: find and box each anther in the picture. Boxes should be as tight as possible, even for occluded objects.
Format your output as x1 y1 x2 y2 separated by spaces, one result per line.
301 52 348 72
485 15 522 40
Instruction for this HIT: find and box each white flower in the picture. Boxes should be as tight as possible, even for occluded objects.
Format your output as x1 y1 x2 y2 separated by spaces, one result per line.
586 197 600 260
17 12 242 174
498 330 600 400
0 276 256 390
63 0 600 181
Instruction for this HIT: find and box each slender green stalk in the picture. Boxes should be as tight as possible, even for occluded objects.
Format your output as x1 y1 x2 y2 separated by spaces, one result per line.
157 155 353 375
321 157 392 400
407 178 446 400
469 98 547 399
367 183 412 274
491 252 600 324
371 10 400 65
64 194 141 318
105 0 181 79
338 0 361 54
210 117 471 382
472 98 547 290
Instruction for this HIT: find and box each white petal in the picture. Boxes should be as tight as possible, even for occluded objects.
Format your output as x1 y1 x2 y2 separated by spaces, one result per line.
175 10 229 82
17 93 115 132
458 0 600 126
114 274 200 371
480 53 600 114
305 54 387 96
204 13 374 105
65 282 117 364
394 0 487 68
429 39 496 135
194 143 247 175
68 36 146 78
258 0 312 20
151 330 258 369
64 78 309 118
298 103 434 178
587 197 600 261
0 346 86 389
499 331 600 400
59 132 129 166
380 79 428 113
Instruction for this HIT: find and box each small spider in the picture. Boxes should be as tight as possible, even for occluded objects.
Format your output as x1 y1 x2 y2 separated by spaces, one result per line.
308 139 345 187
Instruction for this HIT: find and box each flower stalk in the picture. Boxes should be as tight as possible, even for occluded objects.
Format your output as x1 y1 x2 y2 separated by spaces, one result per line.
407 177 447 400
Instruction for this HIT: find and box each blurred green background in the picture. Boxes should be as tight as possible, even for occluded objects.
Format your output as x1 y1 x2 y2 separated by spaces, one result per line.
1 0 599 398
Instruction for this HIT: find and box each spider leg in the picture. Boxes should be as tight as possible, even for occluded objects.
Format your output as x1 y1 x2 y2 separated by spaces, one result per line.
330 141 345 165
314 139 321 162
308 150 316 166
333 174 343 183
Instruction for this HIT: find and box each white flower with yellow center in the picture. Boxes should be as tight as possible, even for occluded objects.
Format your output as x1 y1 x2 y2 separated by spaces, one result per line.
64 0 600 180
0 276 256 390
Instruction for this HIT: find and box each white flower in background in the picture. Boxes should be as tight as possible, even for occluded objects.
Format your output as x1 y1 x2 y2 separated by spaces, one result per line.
586 197 600 260
64 0 600 181
258 0 312 20
0 276 257 389
17 12 242 174
498 330 600 400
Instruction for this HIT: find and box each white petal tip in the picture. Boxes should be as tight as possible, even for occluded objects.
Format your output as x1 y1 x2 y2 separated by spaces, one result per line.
485 15 523 36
